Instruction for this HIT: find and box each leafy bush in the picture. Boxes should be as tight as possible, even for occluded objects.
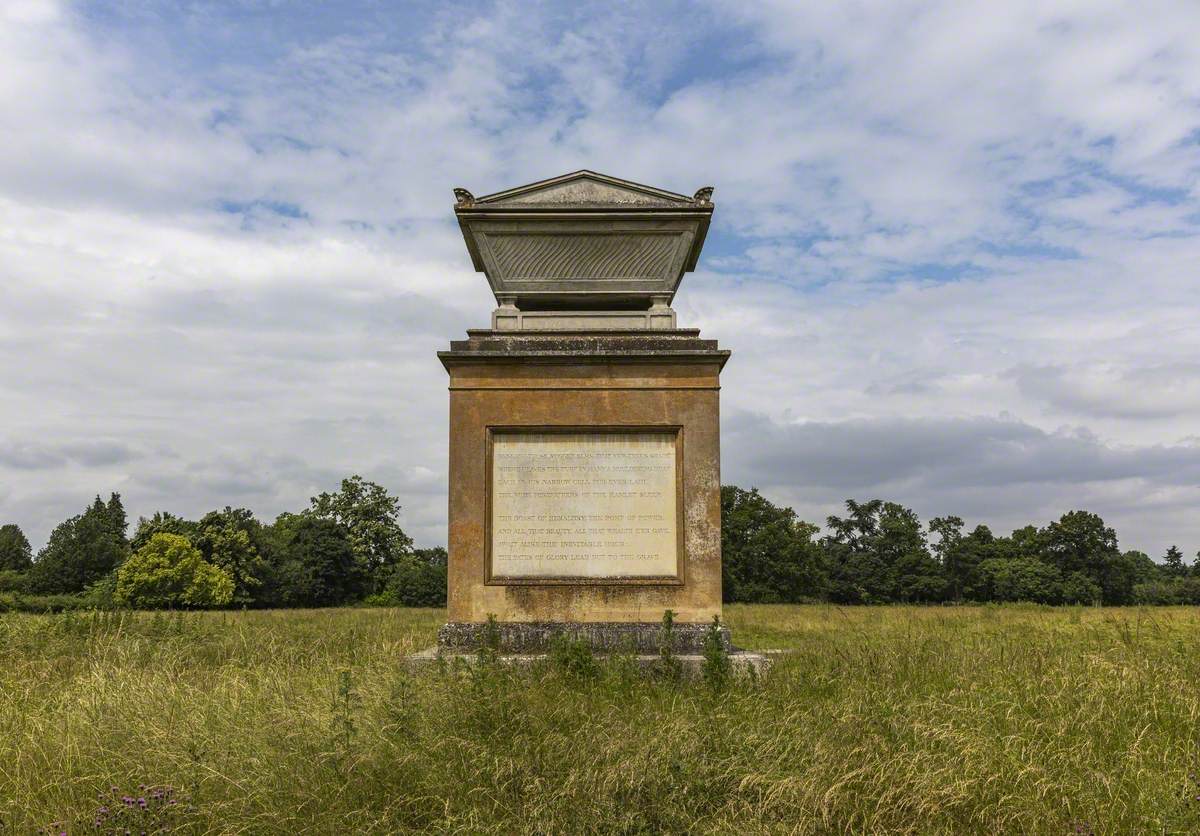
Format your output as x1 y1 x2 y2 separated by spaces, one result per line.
0 592 91 613
701 615 732 690
114 534 233 609
1060 571 1101 605
0 568 30 594
1133 577 1200 605
370 548 447 607
81 573 119 609
549 634 601 680
652 609 682 682
979 557 1063 604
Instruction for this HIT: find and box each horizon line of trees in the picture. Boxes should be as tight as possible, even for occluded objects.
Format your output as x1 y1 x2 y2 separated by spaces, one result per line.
721 487 1200 607
0 476 446 611
1 480 1197 611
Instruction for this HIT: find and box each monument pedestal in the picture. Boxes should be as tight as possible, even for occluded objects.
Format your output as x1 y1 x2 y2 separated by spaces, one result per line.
437 328 730 653
421 170 758 664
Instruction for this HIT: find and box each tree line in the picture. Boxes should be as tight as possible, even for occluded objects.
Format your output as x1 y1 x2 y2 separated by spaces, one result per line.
1 479 1197 610
0 476 445 611
721 486 1200 606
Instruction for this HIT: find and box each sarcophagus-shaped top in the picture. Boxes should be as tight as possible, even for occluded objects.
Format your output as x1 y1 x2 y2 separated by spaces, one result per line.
453 170 713 311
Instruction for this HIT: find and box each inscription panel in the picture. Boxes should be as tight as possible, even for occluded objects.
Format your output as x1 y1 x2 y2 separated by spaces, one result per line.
489 431 678 579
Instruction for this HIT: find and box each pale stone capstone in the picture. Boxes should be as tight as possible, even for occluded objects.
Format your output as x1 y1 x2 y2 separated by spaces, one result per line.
453 170 713 329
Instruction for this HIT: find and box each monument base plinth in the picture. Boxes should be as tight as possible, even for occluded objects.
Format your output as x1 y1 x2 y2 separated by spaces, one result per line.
408 646 773 678
437 620 731 655
438 328 730 627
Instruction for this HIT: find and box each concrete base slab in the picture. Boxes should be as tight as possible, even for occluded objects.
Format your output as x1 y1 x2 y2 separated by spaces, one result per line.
408 646 773 677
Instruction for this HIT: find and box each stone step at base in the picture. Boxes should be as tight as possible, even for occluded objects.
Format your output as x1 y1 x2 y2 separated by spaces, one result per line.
408 646 774 678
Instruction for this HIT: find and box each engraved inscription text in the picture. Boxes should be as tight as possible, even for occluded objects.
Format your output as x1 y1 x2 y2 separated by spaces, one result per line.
490 431 677 578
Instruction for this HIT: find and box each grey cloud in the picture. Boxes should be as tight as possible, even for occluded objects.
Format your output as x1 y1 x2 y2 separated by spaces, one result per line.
116 453 447 546
723 411 1200 556
0 440 140 470
3 1 1200 562
724 411 1200 493
59 441 142 467
0 442 65 470
1009 363 1200 420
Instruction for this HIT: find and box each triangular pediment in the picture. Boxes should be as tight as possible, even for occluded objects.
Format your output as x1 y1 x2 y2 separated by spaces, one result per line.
473 170 697 208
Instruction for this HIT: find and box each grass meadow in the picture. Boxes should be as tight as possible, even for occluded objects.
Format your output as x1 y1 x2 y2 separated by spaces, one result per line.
2 605 1199 834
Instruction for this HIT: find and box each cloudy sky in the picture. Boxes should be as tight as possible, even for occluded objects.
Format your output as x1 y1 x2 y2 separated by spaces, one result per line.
2 0 1198 559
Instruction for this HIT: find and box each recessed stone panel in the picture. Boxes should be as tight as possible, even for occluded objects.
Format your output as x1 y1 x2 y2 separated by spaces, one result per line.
488 430 679 580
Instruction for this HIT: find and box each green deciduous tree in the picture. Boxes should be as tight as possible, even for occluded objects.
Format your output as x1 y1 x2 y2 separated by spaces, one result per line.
195 507 269 606
28 494 130 593
377 547 448 607
1134 576 1200 605
979 556 1063 604
931 517 1000 601
309 476 413 589
1121 550 1160 586
881 503 944 602
1060 571 1101 605
264 514 363 607
957 525 1000 601
0 523 33 572
825 499 885 604
115 533 233 609
721 486 827 603
1100 549 1148 606
1042 511 1122 602
929 515 963 564
825 500 943 603
131 512 198 552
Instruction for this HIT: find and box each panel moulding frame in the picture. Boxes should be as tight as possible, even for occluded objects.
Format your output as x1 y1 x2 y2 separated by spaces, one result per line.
483 424 686 587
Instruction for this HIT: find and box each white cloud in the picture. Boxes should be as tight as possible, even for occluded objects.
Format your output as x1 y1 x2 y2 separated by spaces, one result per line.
0 0 1198 559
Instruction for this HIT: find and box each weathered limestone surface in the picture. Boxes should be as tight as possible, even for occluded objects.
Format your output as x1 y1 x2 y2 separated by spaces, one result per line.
490 431 678 579
454 170 713 314
439 329 728 628
433 171 732 654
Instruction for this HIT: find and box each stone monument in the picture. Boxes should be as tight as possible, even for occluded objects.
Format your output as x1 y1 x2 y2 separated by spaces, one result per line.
432 170 755 666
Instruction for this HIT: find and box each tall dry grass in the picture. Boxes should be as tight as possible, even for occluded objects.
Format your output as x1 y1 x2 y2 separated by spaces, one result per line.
2 605 1198 833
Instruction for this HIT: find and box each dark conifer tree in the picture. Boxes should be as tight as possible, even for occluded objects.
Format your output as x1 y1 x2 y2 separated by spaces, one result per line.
1163 545 1186 578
